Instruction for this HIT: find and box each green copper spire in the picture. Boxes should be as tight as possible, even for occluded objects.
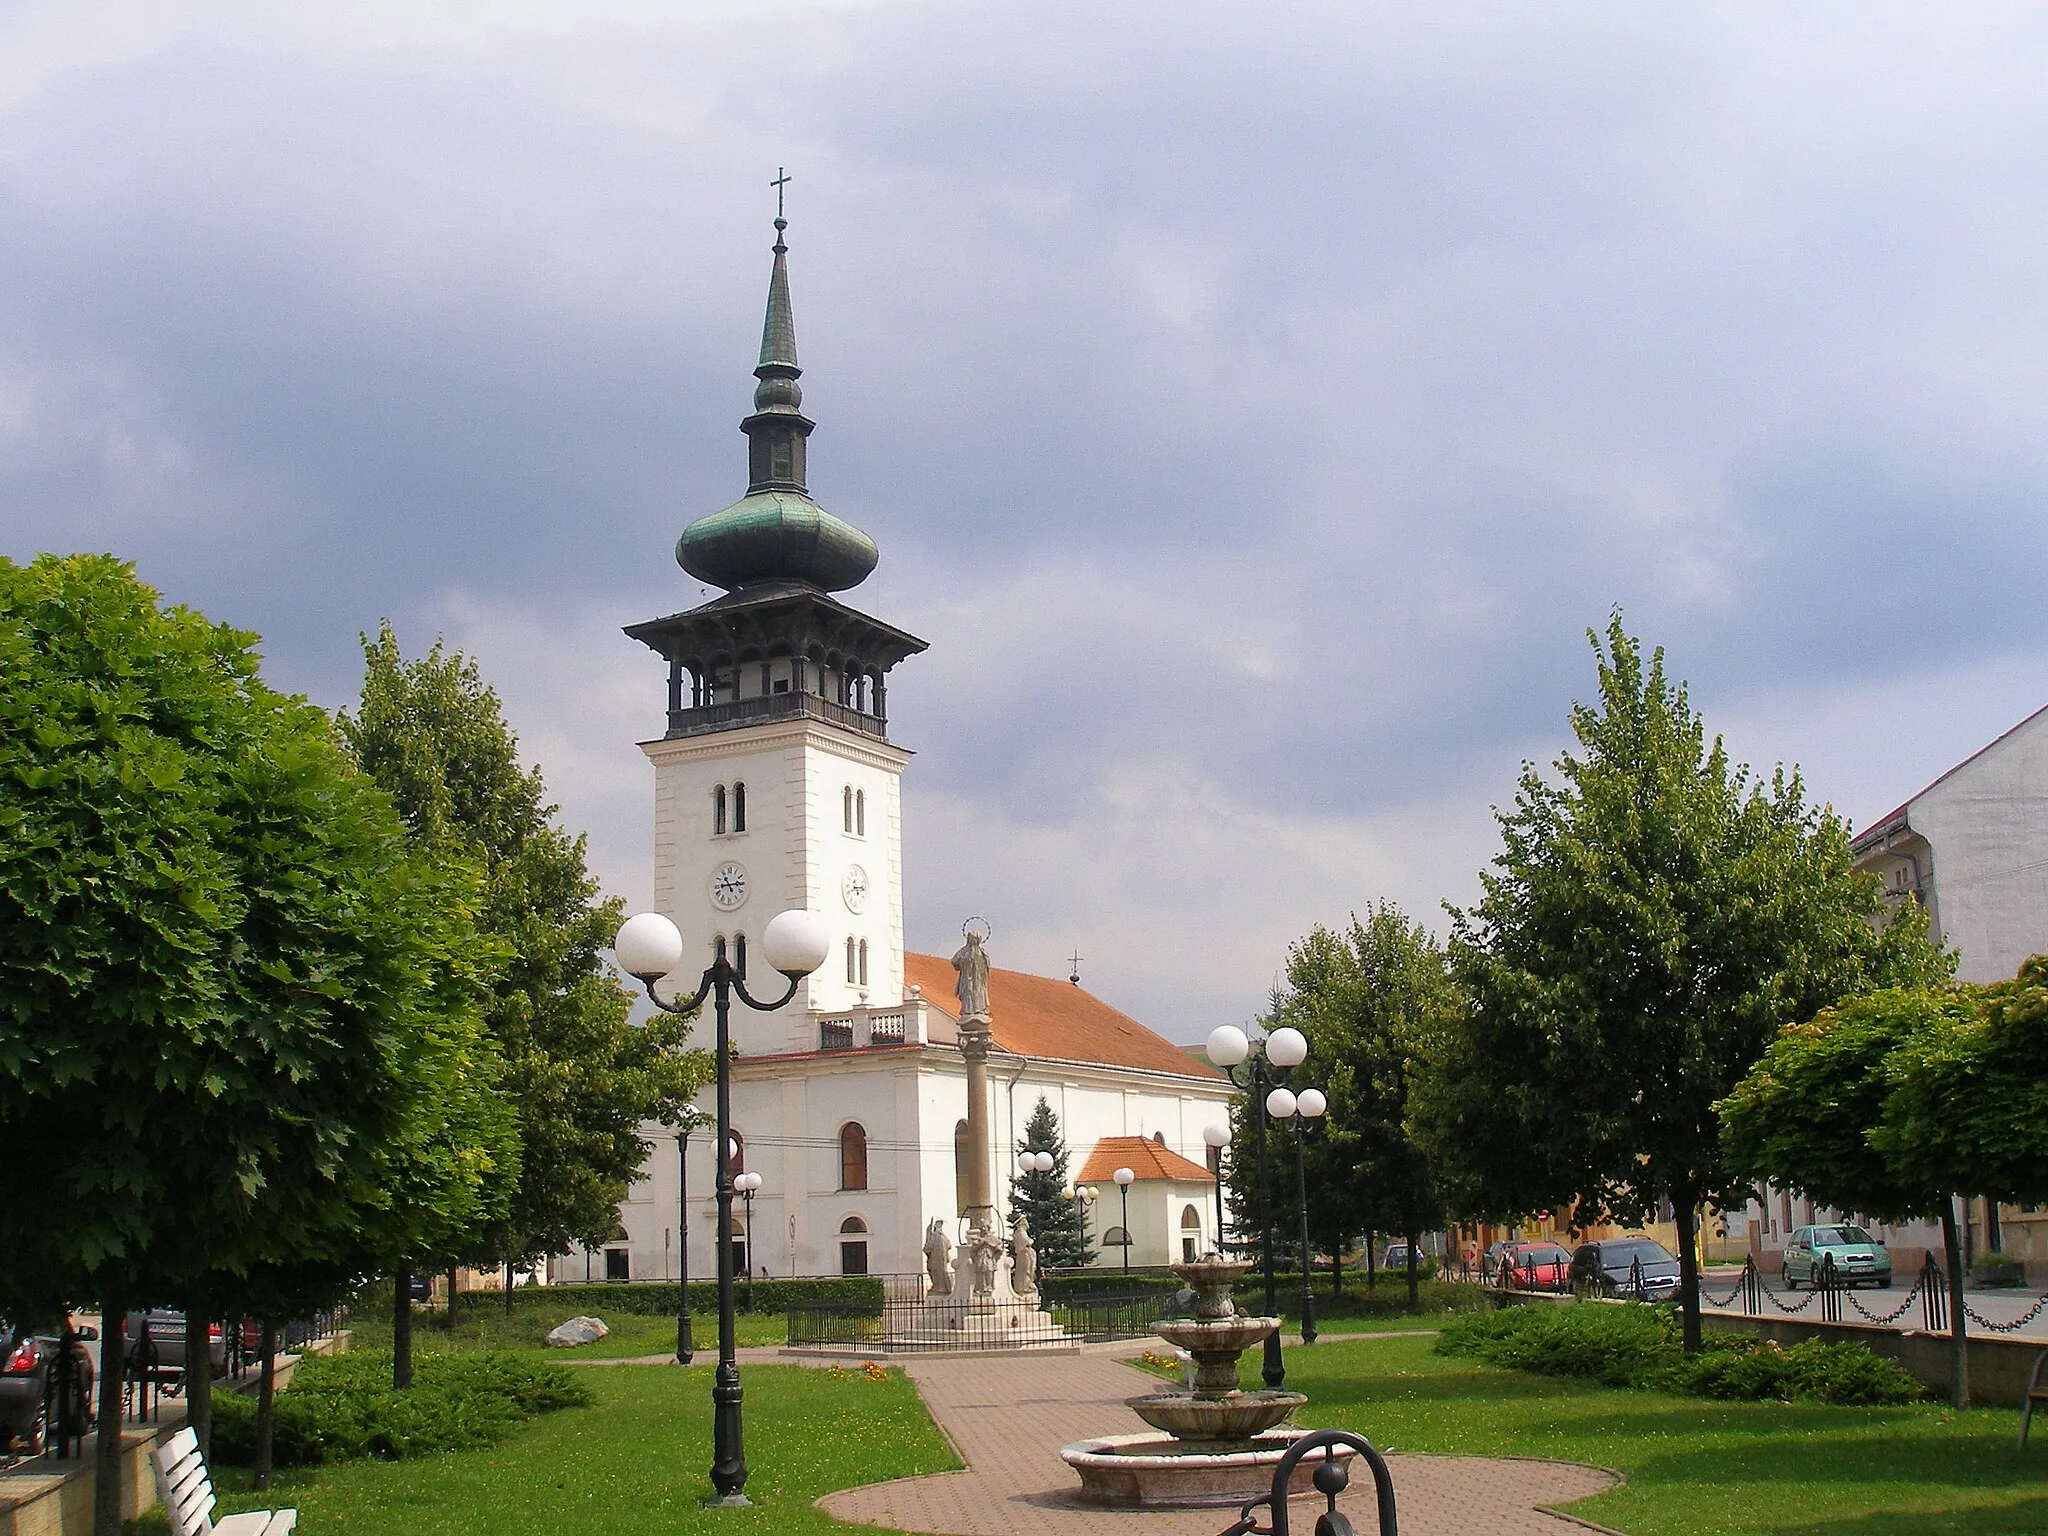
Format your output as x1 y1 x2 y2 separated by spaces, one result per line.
674 200 880 594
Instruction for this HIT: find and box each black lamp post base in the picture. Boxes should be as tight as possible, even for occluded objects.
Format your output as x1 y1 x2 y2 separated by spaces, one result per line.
703 1493 754 1509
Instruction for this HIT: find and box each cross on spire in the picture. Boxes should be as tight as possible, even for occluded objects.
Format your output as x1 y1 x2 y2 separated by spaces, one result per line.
1069 951 1084 986
771 167 791 223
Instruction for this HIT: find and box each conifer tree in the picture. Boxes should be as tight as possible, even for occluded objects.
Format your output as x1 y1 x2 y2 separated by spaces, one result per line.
1010 1097 1093 1269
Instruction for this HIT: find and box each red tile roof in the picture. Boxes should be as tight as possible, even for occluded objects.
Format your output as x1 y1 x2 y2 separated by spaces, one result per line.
1076 1135 1215 1184
903 953 1221 1081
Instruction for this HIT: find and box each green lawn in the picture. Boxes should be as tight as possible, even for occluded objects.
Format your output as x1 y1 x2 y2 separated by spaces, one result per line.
349 1305 790 1358
1288 1334 2048 1535
181 1362 951 1536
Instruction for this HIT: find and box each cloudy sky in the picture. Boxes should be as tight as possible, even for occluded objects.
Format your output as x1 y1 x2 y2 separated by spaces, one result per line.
7 2 2048 1040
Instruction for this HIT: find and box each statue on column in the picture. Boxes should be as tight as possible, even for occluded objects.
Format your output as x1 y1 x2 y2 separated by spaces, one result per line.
965 1224 1003 1298
951 926 992 1021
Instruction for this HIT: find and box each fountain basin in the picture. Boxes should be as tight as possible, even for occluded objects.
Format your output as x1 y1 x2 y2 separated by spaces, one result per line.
1125 1389 1303 1441
1059 1430 1356 1508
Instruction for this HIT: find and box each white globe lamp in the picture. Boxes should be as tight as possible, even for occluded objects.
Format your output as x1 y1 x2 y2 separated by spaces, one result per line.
1205 1025 1249 1067
1202 1122 1231 1149
1265 1087 1298 1120
1296 1088 1328 1119
761 909 831 978
1265 1026 1308 1068
615 912 685 982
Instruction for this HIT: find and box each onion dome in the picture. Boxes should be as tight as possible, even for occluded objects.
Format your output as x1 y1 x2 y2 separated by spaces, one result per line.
676 217 879 593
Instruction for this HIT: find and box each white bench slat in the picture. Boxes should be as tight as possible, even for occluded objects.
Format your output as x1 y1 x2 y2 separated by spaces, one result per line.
149 1425 296 1536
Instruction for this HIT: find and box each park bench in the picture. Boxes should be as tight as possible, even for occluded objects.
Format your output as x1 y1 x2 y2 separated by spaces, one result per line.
149 1425 297 1536
2022 1348 2048 1450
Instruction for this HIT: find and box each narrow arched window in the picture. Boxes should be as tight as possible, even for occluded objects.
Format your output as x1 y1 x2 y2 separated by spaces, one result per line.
733 932 747 979
839 1215 869 1276
845 937 858 984
839 1122 869 1190
732 781 747 832
858 939 869 987
856 788 866 836
713 785 727 836
713 935 727 967
843 785 853 833
727 1130 745 1176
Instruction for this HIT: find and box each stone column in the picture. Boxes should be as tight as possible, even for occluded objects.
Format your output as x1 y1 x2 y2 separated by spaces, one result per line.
961 1018 995 1236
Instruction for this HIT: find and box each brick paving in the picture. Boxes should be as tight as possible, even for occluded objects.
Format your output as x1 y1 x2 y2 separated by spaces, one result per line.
819 1352 1619 1536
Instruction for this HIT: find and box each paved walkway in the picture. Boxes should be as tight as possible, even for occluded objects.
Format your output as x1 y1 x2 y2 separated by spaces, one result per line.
819 1352 1619 1536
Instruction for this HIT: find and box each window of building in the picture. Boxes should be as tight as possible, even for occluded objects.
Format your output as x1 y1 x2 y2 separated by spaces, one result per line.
727 1130 745 1177
1181 1204 1203 1265
727 1216 746 1277
605 1247 630 1282
843 785 854 833
840 1216 869 1276
856 788 866 836
858 939 869 987
954 1119 971 1217
840 1122 869 1191
733 932 747 979
714 935 727 967
1104 1226 1131 1250
732 781 747 832
845 936 858 984
713 784 727 836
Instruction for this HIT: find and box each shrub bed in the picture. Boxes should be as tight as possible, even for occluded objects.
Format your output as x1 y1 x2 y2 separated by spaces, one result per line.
1435 1302 1924 1406
454 1276 884 1319
209 1350 590 1466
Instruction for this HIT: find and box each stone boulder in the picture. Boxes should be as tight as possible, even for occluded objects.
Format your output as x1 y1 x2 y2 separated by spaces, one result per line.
545 1315 610 1348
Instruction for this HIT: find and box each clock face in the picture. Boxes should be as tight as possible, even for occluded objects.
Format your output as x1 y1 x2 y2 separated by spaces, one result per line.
709 861 749 911
842 863 870 914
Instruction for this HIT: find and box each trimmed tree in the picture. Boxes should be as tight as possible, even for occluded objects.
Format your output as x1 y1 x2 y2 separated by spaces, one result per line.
1719 986 1980 1405
1443 616 1950 1351
1011 1096 1093 1269
0 556 508 1527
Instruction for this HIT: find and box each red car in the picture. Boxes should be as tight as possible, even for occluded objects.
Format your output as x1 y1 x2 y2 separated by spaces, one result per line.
1496 1241 1573 1292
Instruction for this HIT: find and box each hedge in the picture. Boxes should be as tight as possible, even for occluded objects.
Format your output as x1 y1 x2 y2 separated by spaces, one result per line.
455 1277 885 1319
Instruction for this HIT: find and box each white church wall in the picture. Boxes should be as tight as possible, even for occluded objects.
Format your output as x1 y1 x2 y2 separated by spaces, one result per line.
1908 711 2048 982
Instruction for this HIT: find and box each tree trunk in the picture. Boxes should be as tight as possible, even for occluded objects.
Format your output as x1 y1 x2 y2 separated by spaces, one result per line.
1674 1198 1702 1354
1940 1197 1970 1409
1331 1239 1344 1298
253 1324 277 1492
92 1287 126 1536
445 1264 459 1329
1365 1231 1377 1289
505 1260 516 1313
1404 1226 1420 1310
183 1307 212 1460
393 1269 414 1389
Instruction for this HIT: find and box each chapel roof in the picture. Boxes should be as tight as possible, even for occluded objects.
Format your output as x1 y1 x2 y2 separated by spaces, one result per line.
1077 1135 1216 1185
902 953 1223 1082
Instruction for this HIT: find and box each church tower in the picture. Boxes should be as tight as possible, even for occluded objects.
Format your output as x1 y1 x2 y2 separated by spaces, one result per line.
626 215 926 1051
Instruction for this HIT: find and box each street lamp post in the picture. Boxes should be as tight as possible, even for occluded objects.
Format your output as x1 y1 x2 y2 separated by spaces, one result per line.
1204 1022 1308 1389
1266 1085 1327 1345
735 1172 763 1311
675 1122 696 1365
1113 1167 1136 1272
615 908 830 1509
1202 1122 1231 1257
1064 1182 1098 1257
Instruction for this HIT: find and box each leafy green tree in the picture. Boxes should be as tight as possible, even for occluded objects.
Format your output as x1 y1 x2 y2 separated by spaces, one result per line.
1720 987 1979 1404
1010 1096 1093 1269
1271 906 1459 1309
0 556 510 1525
1442 616 1950 1350
339 626 702 1282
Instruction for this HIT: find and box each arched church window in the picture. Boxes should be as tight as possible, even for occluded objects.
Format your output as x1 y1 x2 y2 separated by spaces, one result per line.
713 785 727 836
839 1215 869 1276
839 1122 868 1190
733 932 747 979
1181 1203 1203 1264
858 939 869 987
954 1119 971 1217
713 935 727 966
843 785 853 833
727 1130 745 1177
856 788 866 836
845 937 858 984
732 781 747 832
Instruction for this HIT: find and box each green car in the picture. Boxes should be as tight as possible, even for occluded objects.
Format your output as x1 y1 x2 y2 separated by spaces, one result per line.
1782 1224 1892 1289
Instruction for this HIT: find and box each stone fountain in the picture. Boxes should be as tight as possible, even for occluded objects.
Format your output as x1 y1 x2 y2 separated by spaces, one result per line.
1059 1254 1354 1508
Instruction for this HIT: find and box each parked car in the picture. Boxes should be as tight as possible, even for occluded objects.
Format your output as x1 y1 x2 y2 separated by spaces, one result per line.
0 1321 96 1457
123 1311 227 1384
1479 1240 1516 1283
1497 1241 1574 1292
1782 1224 1893 1290
1381 1242 1433 1275
1570 1237 1682 1301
